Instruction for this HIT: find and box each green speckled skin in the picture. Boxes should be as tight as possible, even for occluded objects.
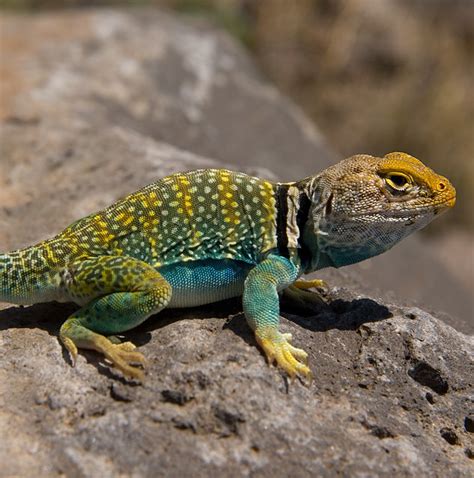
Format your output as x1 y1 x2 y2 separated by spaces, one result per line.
0 154 456 380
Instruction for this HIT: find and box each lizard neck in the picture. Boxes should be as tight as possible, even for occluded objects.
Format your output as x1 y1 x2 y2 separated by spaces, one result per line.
275 179 323 273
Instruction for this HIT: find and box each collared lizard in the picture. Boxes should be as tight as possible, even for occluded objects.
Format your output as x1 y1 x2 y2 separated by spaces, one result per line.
0 152 456 381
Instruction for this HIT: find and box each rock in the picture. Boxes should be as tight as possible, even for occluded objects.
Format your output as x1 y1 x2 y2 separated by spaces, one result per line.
0 8 473 477
1 284 473 476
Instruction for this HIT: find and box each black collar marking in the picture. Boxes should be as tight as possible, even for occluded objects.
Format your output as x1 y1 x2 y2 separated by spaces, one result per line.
276 184 290 258
296 190 312 267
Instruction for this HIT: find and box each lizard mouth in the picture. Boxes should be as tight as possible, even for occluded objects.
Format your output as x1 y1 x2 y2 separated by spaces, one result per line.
430 193 456 213
443 194 456 208
394 193 457 215
433 194 456 215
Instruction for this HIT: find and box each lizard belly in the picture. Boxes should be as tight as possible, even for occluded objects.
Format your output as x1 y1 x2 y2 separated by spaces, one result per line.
158 259 252 308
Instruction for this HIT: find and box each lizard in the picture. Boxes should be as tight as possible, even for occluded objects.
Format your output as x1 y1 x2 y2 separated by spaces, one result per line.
0 152 456 381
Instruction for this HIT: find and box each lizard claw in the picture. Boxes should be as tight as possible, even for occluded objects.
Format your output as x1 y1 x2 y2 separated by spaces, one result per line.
256 329 312 382
282 333 309 364
61 336 78 367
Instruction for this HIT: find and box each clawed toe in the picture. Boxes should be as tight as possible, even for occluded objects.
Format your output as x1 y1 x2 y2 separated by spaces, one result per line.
60 317 148 381
60 336 78 366
282 333 309 363
288 345 309 364
279 348 312 381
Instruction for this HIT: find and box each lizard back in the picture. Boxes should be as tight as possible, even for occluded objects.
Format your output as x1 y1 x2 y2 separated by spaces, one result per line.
58 169 279 268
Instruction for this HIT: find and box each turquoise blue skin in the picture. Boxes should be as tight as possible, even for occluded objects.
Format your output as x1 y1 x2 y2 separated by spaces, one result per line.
159 259 252 308
160 255 298 333
62 255 296 339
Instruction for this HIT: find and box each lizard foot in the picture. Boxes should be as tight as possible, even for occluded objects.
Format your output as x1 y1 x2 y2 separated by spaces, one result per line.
60 323 147 381
107 335 137 351
256 329 313 382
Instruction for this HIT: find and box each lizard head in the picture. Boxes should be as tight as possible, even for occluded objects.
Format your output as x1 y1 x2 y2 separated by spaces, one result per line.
304 152 456 268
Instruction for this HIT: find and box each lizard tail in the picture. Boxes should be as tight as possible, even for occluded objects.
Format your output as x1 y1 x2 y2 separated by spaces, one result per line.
0 246 59 305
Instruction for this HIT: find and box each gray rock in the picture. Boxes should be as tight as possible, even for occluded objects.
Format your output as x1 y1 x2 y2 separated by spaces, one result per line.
0 8 473 478
1 284 473 477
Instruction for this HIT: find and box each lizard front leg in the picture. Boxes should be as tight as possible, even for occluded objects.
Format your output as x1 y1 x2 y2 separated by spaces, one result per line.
243 254 312 381
59 255 172 381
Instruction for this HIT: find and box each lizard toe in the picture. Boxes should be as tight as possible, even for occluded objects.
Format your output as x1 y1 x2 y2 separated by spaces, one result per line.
60 336 78 367
282 333 309 363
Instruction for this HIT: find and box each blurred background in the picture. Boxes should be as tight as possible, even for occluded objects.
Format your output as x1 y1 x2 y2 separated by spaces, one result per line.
1 0 472 307
1 0 472 230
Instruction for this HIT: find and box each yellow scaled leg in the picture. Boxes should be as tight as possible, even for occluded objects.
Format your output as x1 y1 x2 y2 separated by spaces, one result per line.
59 255 172 381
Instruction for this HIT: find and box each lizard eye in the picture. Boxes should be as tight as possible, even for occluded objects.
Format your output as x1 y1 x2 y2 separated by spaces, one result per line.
384 172 412 191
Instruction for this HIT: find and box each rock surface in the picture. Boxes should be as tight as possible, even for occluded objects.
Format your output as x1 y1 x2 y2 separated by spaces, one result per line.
0 8 473 477
1 280 473 477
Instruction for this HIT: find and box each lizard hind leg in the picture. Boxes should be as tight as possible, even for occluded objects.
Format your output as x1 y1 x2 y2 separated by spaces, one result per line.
59 256 172 381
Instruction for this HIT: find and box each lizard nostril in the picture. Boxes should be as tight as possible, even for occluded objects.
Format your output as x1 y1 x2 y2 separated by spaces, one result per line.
438 182 446 191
